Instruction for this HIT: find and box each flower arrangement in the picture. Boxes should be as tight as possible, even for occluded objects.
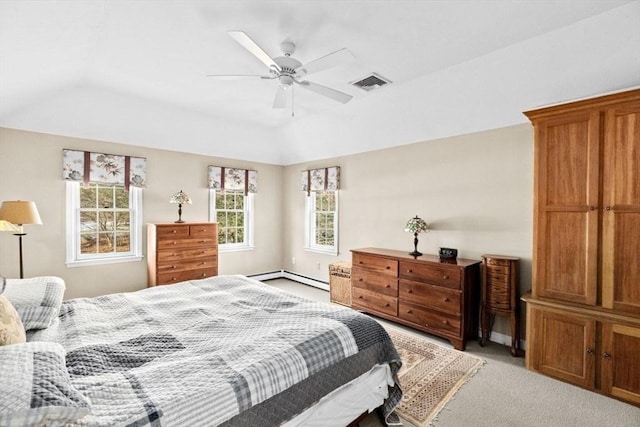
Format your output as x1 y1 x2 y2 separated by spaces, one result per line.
405 215 429 234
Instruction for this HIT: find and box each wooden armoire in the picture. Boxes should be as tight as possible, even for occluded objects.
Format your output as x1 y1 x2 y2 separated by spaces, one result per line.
523 89 640 406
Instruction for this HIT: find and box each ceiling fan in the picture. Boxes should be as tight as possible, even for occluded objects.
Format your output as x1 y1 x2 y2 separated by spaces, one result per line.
209 31 355 110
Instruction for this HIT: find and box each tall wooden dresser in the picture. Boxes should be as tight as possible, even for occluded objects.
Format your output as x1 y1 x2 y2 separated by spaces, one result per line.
351 247 481 350
523 89 640 406
147 222 218 286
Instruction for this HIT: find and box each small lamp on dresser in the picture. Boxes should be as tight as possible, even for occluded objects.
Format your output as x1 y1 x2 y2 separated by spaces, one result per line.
404 215 429 257
170 190 192 223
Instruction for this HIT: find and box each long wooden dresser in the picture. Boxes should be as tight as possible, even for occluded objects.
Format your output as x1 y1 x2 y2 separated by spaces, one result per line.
351 247 481 350
147 222 218 286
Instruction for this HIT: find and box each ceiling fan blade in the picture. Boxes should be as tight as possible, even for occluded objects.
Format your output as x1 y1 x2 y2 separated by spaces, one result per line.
206 74 274 80
295 48 355 77
228 30 281 73
273 85 288 109
298 81 353 104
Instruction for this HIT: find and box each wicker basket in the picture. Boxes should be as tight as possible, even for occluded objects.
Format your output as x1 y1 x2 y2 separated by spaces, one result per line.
329 261 352 306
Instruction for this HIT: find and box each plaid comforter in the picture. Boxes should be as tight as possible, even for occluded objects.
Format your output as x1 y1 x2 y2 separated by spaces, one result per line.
49 275 402 426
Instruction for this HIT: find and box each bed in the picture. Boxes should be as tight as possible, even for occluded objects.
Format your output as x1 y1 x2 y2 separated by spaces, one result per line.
0 275 402 426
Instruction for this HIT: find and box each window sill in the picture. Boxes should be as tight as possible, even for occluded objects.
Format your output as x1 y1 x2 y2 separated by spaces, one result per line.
66 255 143 268
219 245 255 254
304 247 338 256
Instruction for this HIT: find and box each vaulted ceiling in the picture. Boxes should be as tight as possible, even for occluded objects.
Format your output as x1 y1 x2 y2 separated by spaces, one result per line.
1 1 639 165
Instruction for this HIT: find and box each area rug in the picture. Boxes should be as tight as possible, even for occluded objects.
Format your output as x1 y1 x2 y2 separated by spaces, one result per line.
386 328 484 427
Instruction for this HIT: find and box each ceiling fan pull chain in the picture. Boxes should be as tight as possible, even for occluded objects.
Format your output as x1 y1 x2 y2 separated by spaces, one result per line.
292 84 295 117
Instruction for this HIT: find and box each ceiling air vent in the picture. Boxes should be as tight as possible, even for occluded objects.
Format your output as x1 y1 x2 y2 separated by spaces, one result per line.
350 73 392 91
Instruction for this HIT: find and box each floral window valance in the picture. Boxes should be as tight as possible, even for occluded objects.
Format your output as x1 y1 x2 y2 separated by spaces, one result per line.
301 166 340 195
62 149 147 189
208 166 257 195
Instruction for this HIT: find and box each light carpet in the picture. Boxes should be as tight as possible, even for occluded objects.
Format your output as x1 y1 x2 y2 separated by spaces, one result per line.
387 328 484 427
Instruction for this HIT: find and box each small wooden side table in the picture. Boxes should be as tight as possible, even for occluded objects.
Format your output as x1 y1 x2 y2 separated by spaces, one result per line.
480 254 520 356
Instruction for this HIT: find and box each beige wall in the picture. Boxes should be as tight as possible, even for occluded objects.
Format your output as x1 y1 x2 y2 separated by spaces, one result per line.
0 127 283 299
0 123 534 338
282 124 534 338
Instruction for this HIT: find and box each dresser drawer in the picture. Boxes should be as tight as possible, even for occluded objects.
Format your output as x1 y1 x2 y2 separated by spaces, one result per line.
399 301 460 336
156 226 190 238
487 270 509 283
353 253 398 276
157 267 218 285
487 281 511 309
157 247 217 263
399 279 461 315
486 264 510 275
189 224 217 237
399 261 461 289
157 258 218 274
351 266 398 297
158 238 217 250
352 287 398 317
486 257 511 267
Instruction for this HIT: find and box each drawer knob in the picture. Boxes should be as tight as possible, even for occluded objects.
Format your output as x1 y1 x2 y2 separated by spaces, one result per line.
358 295 363 299
407 310 413 314
173 242 177 245
407 289 413 294
172 230 177 234
385 303 390 307
605 206 612 211
385 266 390 269
442 275 449 280
408 269 413 273
603 352 612 360
443 298 449 302
171 266 176 269
358 278 363 282
586 348 595 355
588 206 596 211
385 284 390 288
443 320 449 325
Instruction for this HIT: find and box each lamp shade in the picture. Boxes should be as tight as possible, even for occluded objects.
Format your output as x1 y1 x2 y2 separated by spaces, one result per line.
170 191 192 205
405 215 428 234
0 201 43 226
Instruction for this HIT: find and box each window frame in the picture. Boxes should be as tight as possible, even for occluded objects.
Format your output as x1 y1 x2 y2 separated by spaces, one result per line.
65 181 143 267
305 190 339 256
209 189 254 252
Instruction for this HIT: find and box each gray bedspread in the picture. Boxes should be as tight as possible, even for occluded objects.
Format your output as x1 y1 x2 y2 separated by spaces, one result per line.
51 275 402 426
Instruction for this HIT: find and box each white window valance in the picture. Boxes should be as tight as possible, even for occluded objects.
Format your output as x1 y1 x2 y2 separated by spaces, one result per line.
62 149 147 189
208 166 257 194
301 166 340 195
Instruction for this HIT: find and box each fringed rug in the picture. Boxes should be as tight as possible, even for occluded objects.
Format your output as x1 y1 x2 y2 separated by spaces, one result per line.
386 328 484 427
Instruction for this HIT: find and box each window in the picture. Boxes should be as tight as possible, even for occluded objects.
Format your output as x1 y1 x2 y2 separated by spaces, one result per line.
66 182 143 266
209 189 254 251
305 190 338 255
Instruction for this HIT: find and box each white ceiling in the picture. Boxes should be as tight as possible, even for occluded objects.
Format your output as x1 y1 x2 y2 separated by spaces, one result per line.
1 0 639 165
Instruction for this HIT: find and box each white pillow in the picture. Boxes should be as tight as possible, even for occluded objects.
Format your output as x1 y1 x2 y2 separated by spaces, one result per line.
3 277 65 330
0 295 26 345
0 341 91 426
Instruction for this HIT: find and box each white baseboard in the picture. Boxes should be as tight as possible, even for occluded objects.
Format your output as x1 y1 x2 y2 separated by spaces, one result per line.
248 270 525 349
481 329 526 350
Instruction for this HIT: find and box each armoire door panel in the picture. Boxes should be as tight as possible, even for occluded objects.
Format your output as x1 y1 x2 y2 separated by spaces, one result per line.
602 100 640 313
533 308 596 389
538 210 597 304
602 323 640 405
